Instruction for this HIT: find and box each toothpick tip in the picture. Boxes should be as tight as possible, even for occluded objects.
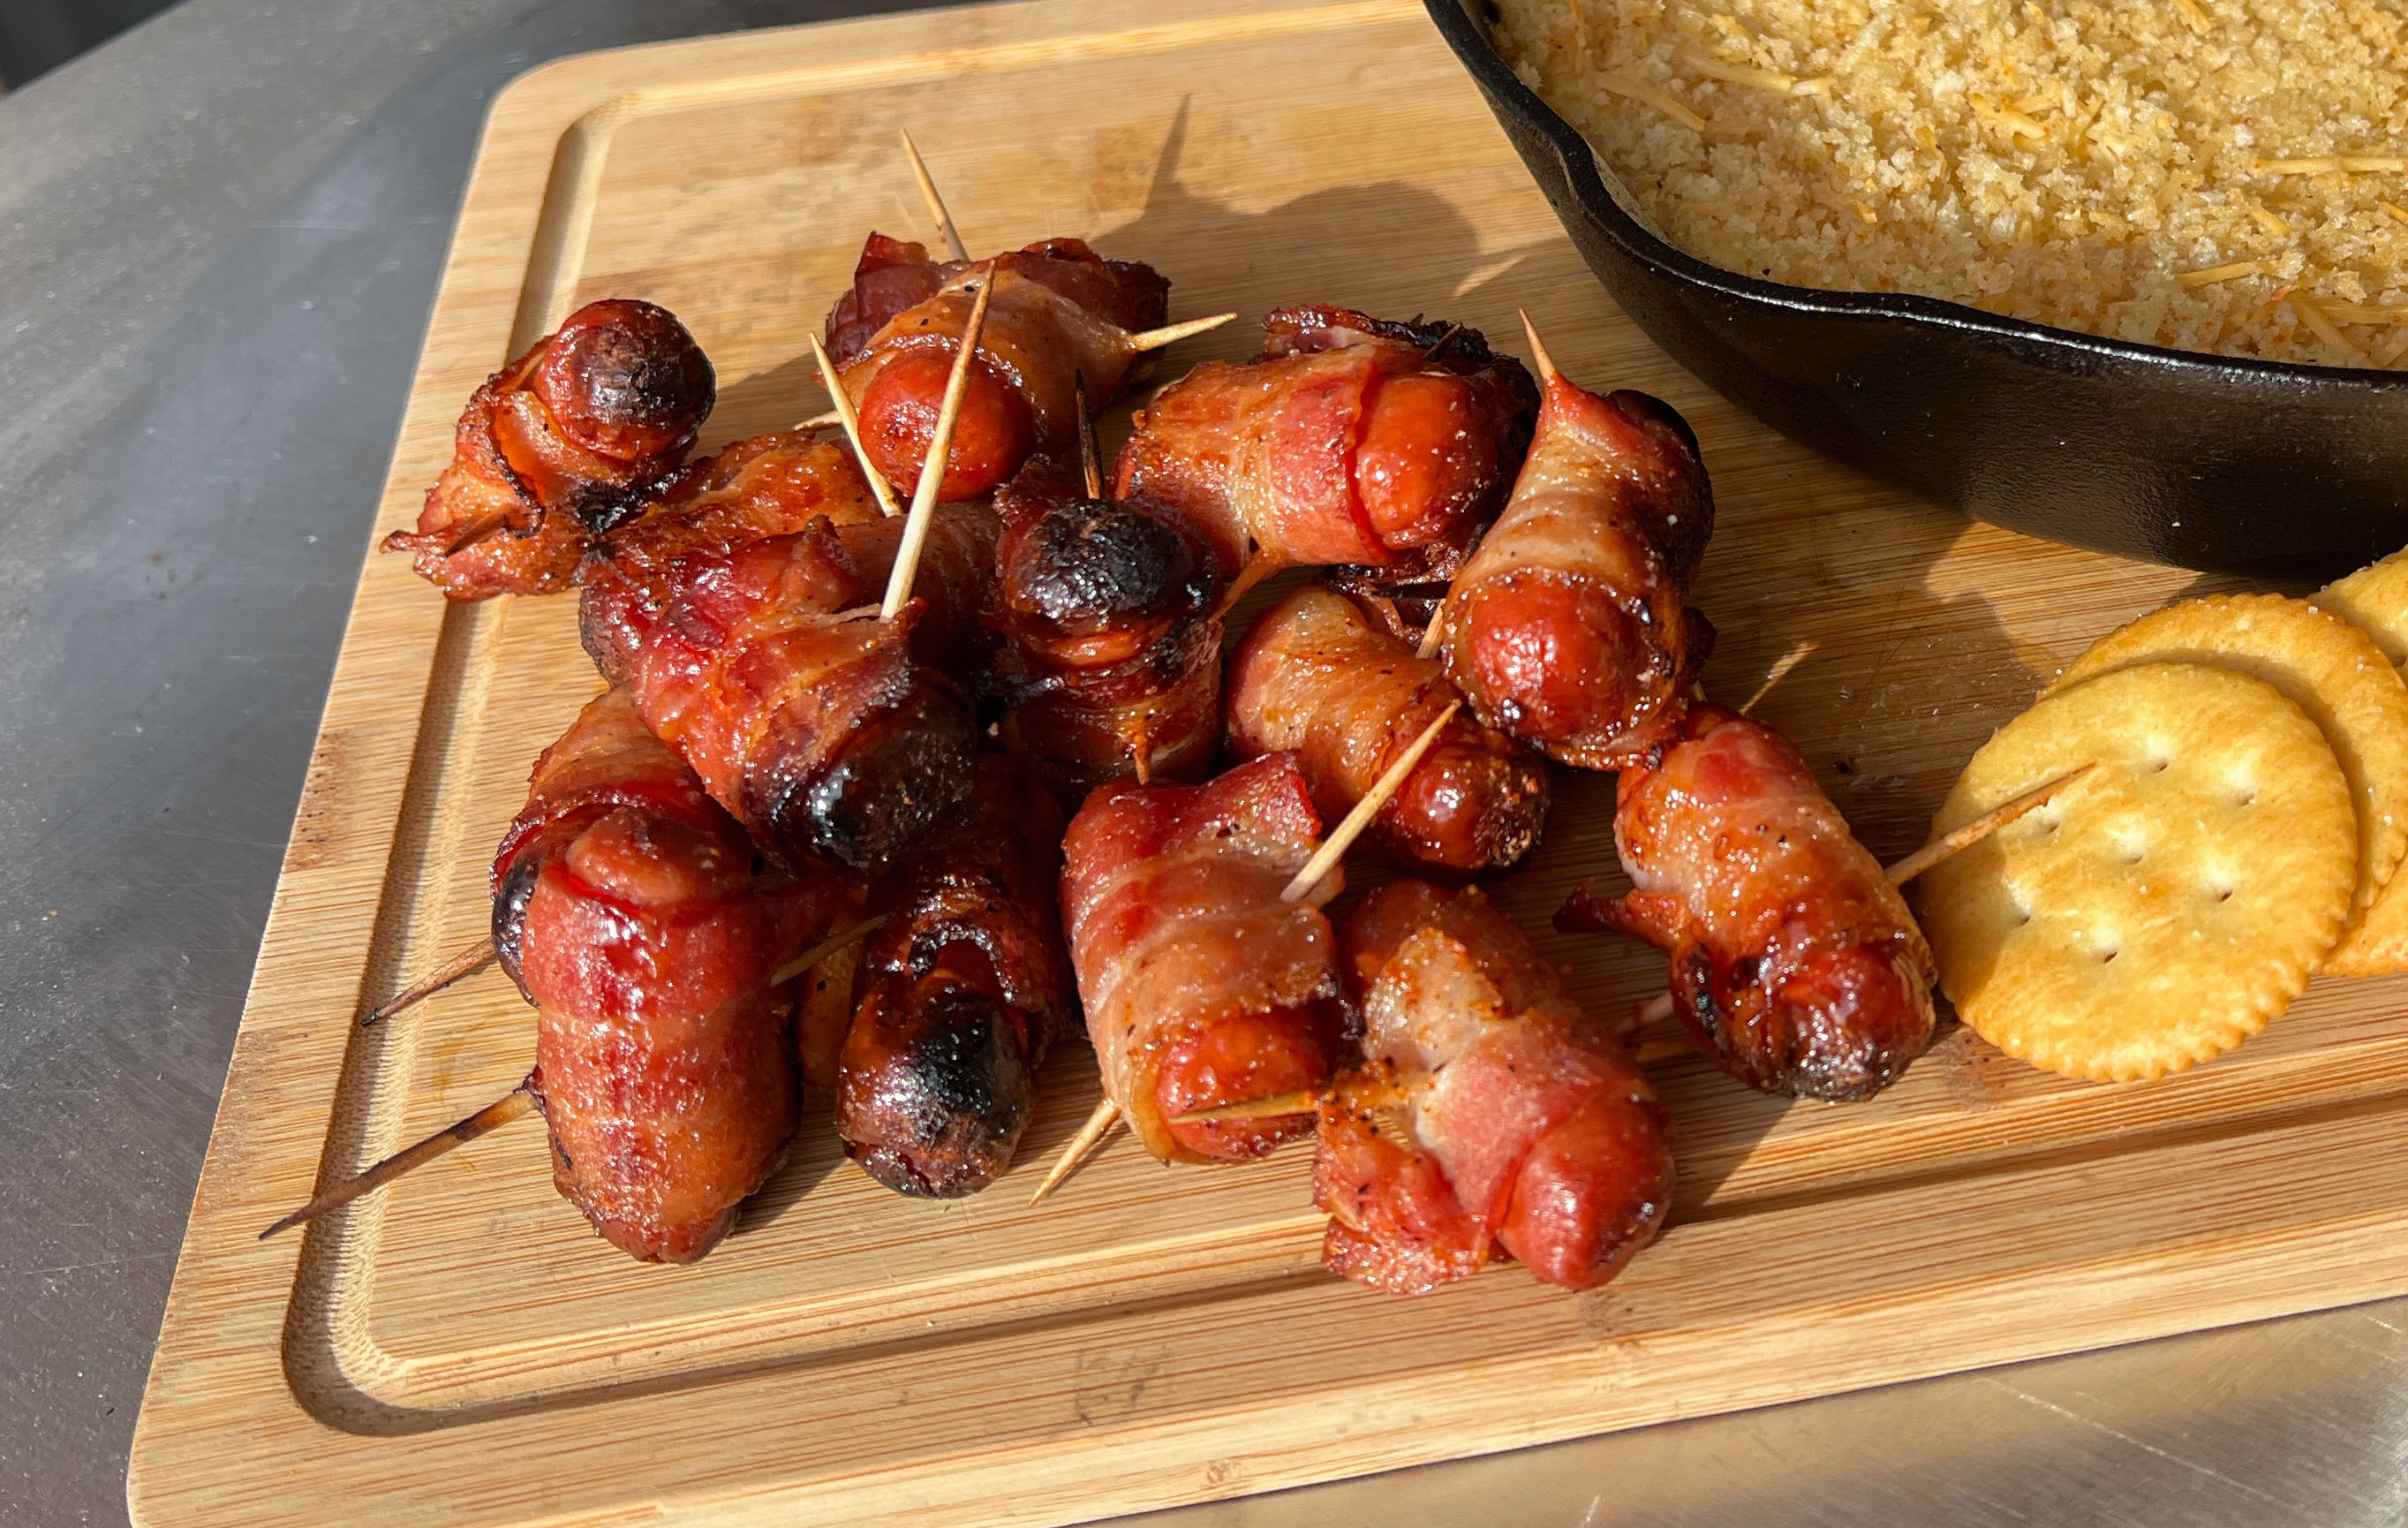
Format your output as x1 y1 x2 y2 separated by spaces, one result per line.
1519 309 1559 383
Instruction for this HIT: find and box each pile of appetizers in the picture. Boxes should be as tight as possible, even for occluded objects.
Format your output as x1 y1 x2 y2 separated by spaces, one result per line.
268 139 2110 1299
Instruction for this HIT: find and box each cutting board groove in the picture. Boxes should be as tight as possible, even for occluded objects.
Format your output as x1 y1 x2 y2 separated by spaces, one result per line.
131 2 2408 1524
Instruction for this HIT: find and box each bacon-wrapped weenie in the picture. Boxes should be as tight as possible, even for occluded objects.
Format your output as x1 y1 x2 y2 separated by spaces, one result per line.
579 509 993 875
829 236 1172 502
1113 306 1538 592
388 299 715 601
496 687 842 1262
987 458 1224 794
1315 881 1672 1295
1227 585 1550 877
837 756 1076 1198
1556 705 1936 1101
1058 754 1349 1162
1437 359 1715 770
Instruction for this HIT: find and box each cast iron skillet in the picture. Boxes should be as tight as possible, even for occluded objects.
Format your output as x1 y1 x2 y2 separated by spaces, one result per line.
1429 0 2408 578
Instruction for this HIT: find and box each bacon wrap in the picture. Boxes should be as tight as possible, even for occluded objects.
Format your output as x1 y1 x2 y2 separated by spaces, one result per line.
385 299 715 601
1111 306 1538 591
580 515 984 874
833 238 1171 501
1438 374 1715 771
502 689 838 1262
987 458 1224 795
1555 705 1936 1101
585 488 999 695
1227 586 1551 877
837 756 1076 1198
581 430 882 616
1058 755 1348 1162
1314 881 1672 1295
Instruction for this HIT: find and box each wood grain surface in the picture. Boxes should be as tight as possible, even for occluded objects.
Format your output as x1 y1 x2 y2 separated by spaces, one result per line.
128 1 2408 1524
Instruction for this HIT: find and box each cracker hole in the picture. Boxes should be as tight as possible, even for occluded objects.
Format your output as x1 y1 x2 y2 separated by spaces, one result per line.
2099 948 2119 963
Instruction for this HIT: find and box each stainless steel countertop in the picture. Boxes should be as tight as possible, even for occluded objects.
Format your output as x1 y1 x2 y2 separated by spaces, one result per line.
2 2 2402 1524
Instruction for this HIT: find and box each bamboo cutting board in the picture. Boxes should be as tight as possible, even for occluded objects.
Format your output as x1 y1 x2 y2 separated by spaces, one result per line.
128 2 2408 1524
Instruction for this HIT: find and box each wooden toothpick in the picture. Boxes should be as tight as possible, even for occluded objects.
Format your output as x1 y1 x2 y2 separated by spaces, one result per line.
1125 313 1237 353
260 1081 539 1239
900 129 970 263
1882 765 2094 885
359 936 496 1027
807 333 902 518
1027 1098 1122 1205
1076 374 1105 498
1280 702 1461 904
1415 605 1446 662
771 914 889 987
880 270 994 621
1519 308 1559 384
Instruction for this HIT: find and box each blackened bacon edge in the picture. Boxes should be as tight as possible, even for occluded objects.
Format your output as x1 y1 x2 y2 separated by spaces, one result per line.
837 756 1076 1199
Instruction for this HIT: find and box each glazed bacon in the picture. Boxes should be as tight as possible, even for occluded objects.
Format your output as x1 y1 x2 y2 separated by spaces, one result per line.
387 299 715 601
582 429 884 616
1227 585 1550 877
1058 754 1348 1162
830 237 1172 501
1437 367 1714 771
987 458 1224 794
579 511 989 875
1556 705 1936 1101
1111 306 1538 591
1314 881 1672 1295
495 688 838 1262
837 756 1076 1198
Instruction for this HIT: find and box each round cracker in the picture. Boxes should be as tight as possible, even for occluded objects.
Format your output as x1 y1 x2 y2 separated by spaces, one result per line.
2044 593 2408 961
1919 662 2354 1082
2320 548 2408 669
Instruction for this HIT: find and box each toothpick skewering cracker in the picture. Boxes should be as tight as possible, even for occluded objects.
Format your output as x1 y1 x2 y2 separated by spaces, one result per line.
1919 662 2355 1083
2044 593 2408 972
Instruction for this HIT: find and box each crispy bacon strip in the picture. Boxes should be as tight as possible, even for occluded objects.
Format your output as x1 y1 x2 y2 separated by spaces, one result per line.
1556 705 1936 1101
582 429 883 614
987 458 1224 794
831 237 1171 500
386 299 714 601
837 756 1076 1198
1314 881 1672 1295
1058 754 1348 1162
1438 369 1714 770
579 513 985 875
1227 585 1550 876
1112 306 1538 591
497 688 838 1262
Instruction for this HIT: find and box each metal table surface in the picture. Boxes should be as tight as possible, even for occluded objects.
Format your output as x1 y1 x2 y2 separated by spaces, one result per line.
2 1 2403 1524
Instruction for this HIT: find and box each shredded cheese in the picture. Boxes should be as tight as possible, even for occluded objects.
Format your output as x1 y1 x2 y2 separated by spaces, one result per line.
1680 49 1800 94
2290 293 2367 359
2259 155 2408 174
1597 72 1707 132
2178 261 2266 288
